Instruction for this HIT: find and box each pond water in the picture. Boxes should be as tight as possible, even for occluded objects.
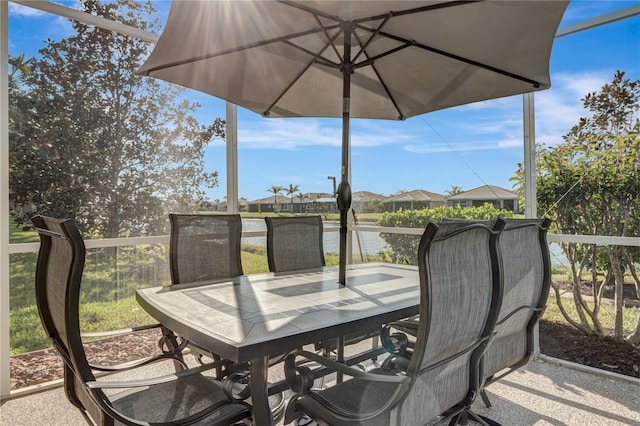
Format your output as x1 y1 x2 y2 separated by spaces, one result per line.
241 219 568 266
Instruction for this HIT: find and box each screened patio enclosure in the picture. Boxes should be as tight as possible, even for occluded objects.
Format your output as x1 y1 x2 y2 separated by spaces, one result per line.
1 0 639 399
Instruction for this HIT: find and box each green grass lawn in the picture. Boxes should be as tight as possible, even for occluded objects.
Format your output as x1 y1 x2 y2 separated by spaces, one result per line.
9 217 638 356
9 219 39 243
543 291 639 333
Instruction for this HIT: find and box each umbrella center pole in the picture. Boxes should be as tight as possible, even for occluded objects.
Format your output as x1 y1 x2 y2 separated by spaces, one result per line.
338 23 354 286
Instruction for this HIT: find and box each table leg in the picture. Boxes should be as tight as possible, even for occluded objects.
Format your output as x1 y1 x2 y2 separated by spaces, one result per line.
249 355 272 426
336 335 345 383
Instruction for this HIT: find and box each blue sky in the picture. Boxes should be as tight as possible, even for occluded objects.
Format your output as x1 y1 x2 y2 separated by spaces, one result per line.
8 1 640 202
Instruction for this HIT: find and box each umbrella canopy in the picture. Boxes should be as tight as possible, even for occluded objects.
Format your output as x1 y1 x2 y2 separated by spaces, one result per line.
138 0 568 284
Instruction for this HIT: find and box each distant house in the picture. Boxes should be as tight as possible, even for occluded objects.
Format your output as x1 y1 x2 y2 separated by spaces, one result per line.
304 192 336 214
215 197 248 212
445 185 520 213
351 191 387 213
383 189 445 212
247 193 333 213
247 195 290 213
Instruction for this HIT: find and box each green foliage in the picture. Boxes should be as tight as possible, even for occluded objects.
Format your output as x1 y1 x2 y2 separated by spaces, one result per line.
543 293 639 333
9 0 221 238
513 71 640 341
376 205 514 264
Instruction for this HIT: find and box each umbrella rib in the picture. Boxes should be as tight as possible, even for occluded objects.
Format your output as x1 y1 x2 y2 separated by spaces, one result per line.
373 29 543 88
281 39 340 69
314 13 343 66
263 34 340 116
140 26 337 74
352 32 406 120
352 0 481 24
351 14 391 65
353 44 412 70
279 0 480 27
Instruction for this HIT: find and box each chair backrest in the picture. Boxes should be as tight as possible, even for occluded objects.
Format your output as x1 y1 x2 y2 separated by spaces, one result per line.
169 213 243 284
482 218 551 381
32 215 106 423
397 220 504 423
265 216 325 273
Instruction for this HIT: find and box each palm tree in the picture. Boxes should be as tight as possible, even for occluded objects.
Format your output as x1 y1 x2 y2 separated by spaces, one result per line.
297 192 305 213
267 185 284 212
444 185 464 197
285 184 300 213
9 53 34 81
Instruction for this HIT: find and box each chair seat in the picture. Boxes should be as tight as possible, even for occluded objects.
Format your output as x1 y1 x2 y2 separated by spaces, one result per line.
111 373 250 425
289 369 400 426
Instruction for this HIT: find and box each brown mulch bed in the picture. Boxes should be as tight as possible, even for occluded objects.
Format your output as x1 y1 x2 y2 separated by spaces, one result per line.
11 319 640 391
10 328 162 390
539 279 640 378
539 319 640 378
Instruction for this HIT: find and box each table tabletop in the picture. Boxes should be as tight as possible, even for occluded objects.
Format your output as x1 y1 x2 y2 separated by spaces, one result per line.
136 262 420 362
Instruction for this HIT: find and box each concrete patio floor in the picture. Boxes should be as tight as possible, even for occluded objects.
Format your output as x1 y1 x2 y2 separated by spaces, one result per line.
1 355 638 425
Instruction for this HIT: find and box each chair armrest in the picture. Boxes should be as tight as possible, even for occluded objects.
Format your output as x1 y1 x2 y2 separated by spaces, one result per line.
80 323 162 339
89 352 188 372
386 317 419 336
86 360 225 389
285 350 408 393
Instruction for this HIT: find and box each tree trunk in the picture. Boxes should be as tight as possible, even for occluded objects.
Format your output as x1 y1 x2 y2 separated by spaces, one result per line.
622 248 640 298
627 313 640 344
607 246 625 340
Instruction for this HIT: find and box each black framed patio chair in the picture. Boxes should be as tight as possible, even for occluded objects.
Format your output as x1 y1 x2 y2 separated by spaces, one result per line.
390 218 552 426
265 215 379 362
169 213 243 374
170 213 286 418
473 219 552 412
169 213 243 284
32 215 252 426
283 220 504 426
265 215 326 273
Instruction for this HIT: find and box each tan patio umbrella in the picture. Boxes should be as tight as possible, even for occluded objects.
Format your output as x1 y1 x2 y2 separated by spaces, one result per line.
138 0 568 285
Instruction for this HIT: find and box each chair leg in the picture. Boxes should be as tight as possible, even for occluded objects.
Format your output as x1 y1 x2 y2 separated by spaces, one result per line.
466 409 503 426
480 388 492 408
448 413 462 426
158 326 186 371
456 411 469 425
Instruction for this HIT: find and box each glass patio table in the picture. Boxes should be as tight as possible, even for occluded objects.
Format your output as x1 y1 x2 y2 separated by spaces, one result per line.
136 262 420 425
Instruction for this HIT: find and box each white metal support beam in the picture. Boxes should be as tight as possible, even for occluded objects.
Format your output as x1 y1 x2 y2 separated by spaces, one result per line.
523 91 540 355
10 0 158 42
226 103 239 213
523 93 537 219
1 0 10 399
556 5 640 37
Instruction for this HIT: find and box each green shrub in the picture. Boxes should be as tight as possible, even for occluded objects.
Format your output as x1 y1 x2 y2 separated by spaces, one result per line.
376 204 515 264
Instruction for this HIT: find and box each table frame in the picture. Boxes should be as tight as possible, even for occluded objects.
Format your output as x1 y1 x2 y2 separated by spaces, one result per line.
136 262 419 425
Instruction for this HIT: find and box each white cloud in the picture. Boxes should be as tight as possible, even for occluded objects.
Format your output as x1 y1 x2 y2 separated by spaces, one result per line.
238 120 340 149
404 139 513 154
535 71 611 146
9 3 48 17
237 118 417 150
9 1 82 18
231 70 617 153
457 95 520 112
